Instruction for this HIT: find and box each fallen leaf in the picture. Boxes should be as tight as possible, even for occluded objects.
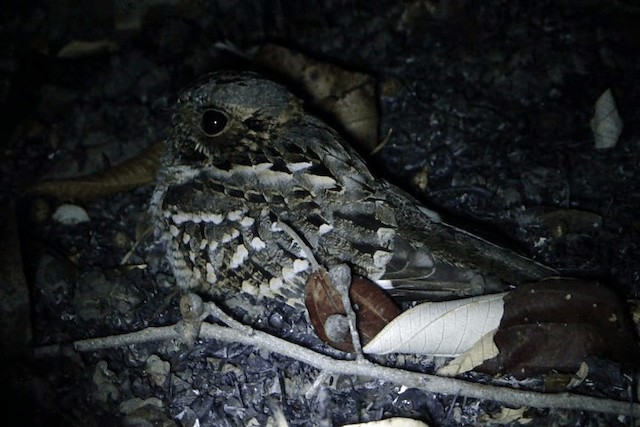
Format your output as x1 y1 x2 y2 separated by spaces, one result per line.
342 418 429 427
567 362 589 389
500 278 633 331
28 141 162 200
478 278 640 378
436 330 498 376
305 270 400 352
591 88 623 149
256 44 379 151
57 39 118 58
363 293 506 356
522 207 602 238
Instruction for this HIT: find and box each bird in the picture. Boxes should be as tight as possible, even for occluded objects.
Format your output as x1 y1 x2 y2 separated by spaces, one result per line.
150 70 555 321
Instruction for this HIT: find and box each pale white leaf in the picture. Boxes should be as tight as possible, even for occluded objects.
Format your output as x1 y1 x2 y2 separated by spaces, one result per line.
363 293 506 357
342 418 429 427
436 329 499 376
591 88 623 149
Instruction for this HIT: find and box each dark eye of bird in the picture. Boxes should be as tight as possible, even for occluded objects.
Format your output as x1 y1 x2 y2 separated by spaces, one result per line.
201 109 229 136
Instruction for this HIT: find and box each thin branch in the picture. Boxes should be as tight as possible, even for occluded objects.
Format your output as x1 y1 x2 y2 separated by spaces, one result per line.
34 309 640 417
329 264 365 361
306 370 332 400
34 324 182 355
197 323 639 417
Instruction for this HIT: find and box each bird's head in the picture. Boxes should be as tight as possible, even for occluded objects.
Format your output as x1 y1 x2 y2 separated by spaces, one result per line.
167 71 303 168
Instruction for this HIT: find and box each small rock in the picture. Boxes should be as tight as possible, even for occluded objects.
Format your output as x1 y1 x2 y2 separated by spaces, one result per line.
93 360 120 403
145 355 170 387
52 203 90 225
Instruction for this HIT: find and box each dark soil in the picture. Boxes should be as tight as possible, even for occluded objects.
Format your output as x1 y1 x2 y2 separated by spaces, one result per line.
1 1 639 426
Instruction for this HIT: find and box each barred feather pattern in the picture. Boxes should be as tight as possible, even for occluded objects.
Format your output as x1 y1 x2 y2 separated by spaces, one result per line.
150 71 554 315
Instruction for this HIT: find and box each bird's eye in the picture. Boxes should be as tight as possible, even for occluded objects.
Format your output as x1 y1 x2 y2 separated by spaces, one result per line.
201 109 228 136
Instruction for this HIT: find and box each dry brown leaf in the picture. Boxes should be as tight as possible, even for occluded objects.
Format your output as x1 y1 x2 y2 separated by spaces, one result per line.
28 141 163 200
500 278 632 331
256 44 379 151
524 207 602 238
478 278 640 378
57 39 118 58
305 270 400 352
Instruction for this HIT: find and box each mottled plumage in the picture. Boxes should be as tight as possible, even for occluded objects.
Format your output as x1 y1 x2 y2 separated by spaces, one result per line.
150 71 554 316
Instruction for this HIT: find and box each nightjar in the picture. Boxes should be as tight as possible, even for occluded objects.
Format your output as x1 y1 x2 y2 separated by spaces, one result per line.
150 71 554 320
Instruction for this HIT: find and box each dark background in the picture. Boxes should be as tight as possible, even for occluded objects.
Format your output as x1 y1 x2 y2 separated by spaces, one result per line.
1 1 639 425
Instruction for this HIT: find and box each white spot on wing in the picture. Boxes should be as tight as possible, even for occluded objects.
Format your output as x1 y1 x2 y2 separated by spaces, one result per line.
303 173 337 189
282 265 295 281
374 279 393 289
169 224 180 237
373 250 393 269
182 233 191 244
318 223 333 235
293 259 309 273
258 169 293 184
205 263 216 283
269 277 284 291
212 213 225 224
260 283 273 297
287 161 313 172
172 213 193 224
255 162 273 171
230 244 249 269
250 237 266 250
189 212 223 224
221 228 240 243
232 163 273 174
242 280 257 295
376 227 395 246
227 210 244 221
270 222 282 232
240 217 255 227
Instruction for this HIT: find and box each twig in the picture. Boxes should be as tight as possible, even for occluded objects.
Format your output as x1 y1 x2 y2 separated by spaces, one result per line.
306 370 332 400
34 325 182 355
197 322 639 417
33 295 640 418
329 264 365 361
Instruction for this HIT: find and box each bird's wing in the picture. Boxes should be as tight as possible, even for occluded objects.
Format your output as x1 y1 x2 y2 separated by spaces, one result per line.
281 117 555 301
380 187 557 301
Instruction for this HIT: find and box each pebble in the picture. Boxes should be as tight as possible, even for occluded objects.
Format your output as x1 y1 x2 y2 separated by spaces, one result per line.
52 204 90 225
